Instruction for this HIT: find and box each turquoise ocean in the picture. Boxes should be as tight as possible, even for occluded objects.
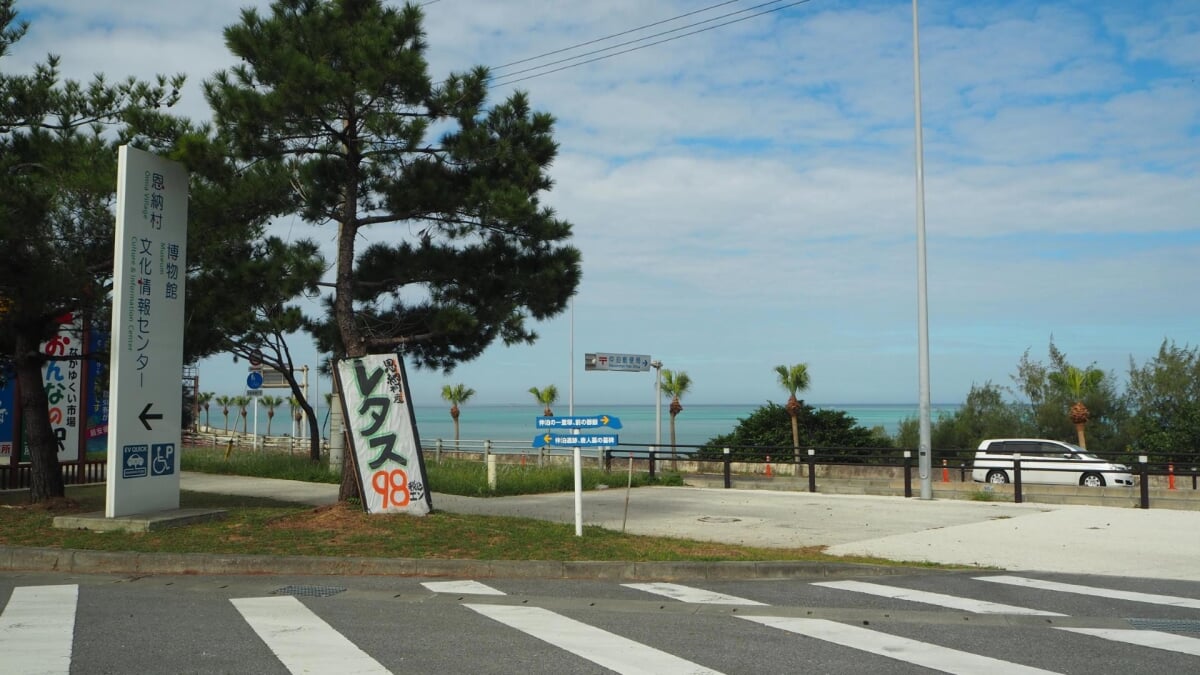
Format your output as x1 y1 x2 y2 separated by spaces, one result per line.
309 404 960 448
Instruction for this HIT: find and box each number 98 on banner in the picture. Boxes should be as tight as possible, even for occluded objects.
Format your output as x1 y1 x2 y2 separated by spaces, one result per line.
371 468 411 509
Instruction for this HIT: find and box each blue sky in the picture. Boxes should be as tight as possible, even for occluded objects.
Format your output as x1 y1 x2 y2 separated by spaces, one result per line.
9 0 1199 407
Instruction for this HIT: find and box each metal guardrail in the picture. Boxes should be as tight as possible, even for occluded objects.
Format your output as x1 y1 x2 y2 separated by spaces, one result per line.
0 460 106 490
424 438 610 468
601 444 1200 509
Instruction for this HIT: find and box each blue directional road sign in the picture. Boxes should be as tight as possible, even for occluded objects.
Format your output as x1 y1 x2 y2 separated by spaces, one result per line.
536 415 623 430
533 433 619 448
246 370 264 389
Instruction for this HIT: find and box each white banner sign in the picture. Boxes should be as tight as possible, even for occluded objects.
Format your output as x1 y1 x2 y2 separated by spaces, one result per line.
336 354 431 515
105 146 188 518
41 314 83 462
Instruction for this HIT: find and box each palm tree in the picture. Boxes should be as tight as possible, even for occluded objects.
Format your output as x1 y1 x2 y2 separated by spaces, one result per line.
660 369 692 468
261 395 284 437
1049 365 1104 449
441 383 476 445
528 385 558 417
288 396 304 435
215 395 233 432
775 363 811 464
234 395 252 434
197 392 214 430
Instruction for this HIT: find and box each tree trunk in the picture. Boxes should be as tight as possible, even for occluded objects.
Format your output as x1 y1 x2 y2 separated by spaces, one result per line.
335 358 359 502
669 412 678 471
790 414 801 465
1075 422 1087 450
15 332 65 502
335 122 365 503
281 375 321 462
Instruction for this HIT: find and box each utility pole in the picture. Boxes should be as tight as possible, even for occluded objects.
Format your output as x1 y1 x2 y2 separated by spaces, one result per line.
651 360 663 450
912 0 933 500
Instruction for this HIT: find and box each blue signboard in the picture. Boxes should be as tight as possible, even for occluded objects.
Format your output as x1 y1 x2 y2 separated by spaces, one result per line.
536 415 623 430
122 444 149 479
151 443 176 476
533 433 619 448
0 364 15 462
246 371 264 389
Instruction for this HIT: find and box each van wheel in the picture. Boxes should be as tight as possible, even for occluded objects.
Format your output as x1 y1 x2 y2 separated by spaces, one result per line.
986 470 1009 484
1080 473 1106 487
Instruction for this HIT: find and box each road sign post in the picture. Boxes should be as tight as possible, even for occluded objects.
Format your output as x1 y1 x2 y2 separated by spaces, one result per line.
105 147 188 517
575 353 655 537
247 370 263 451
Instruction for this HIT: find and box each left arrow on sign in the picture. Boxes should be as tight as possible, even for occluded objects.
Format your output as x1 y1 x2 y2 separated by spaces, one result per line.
139 402 163 431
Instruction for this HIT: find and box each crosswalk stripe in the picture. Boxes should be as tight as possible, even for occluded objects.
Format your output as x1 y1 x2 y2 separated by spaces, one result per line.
1056 627 1200 656
814 580 1066 616
422 580 506 595
232 596 391 675
740 616 1061 675
0 584 78 675
975 575 1200 610
465 603 725 675
622 582 767 605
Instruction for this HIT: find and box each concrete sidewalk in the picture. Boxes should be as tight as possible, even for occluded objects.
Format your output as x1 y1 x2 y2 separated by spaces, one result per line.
172 473 1200 582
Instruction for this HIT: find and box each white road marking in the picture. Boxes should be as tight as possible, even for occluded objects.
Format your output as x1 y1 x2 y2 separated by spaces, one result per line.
1057 627 1200 656
465 603 725 675
422 580 507 596
0 584 78 675
814 580 1066 616
623 582 767 606
740 616 1061 675
976 575 1200 610
232 596 390 675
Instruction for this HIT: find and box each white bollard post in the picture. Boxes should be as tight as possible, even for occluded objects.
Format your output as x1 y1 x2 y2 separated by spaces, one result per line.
487 453 497 490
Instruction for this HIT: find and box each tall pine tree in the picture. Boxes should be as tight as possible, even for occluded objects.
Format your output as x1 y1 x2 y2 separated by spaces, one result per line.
205 0 581 500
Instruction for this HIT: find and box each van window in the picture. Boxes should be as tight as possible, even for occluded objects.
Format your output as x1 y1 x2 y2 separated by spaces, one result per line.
984 441 1010 454
1040 442 1071 457
1008 441 1040 456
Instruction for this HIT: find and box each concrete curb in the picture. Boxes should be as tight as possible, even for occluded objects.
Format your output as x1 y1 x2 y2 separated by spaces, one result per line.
0 545 929 581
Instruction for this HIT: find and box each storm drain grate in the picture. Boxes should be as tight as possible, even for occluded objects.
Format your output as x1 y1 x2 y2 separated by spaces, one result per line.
271 585 347 598
1127 618 1200 633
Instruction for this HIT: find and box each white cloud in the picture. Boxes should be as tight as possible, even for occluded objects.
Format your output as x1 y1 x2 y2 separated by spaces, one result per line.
5 0 1197 409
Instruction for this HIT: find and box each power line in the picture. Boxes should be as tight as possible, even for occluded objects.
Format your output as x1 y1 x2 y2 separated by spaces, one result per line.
491 0 746 72
491 0 786 81
490 0 812 88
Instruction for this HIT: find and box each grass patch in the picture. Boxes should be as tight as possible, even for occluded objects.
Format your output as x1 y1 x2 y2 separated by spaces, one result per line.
0 484 872 563
180 447 685 497
425 458 683 497
182 447 340 483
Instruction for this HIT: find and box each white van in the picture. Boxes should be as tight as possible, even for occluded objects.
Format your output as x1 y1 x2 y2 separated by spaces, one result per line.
971 439 1134 487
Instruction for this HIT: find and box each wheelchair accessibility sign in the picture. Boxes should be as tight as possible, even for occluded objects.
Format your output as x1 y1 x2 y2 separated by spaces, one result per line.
151 443 175 476
122 445 149 479
121 443 175 478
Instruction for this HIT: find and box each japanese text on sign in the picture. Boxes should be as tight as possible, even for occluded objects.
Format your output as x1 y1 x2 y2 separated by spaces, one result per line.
129 171 181 387
337 354 431 515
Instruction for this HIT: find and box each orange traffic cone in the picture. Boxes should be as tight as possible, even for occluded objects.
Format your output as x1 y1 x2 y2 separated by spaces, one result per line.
765 455 773 478
1169 463 1176 490
942 458 949 483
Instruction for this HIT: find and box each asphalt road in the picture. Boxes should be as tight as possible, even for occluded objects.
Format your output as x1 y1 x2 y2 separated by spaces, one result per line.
4 569 1199 674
